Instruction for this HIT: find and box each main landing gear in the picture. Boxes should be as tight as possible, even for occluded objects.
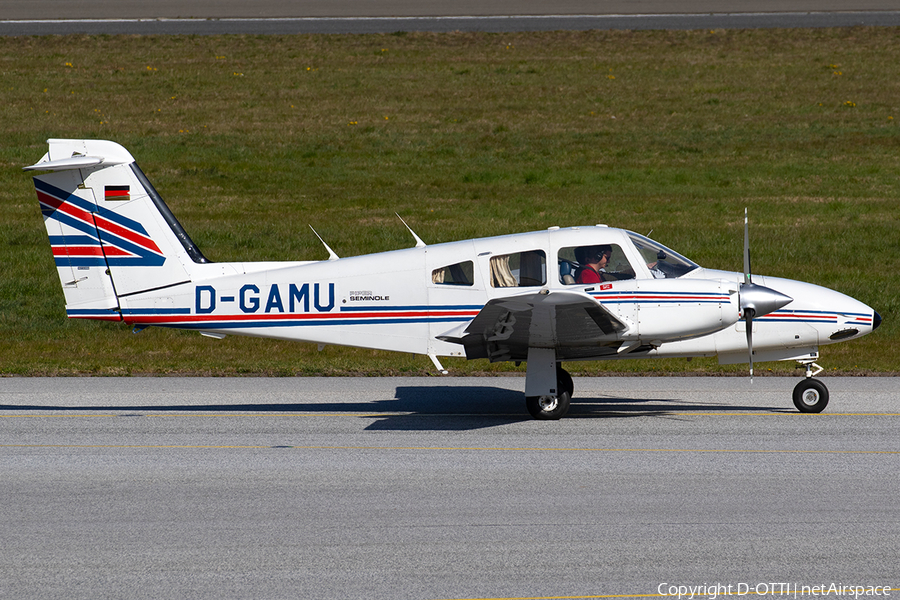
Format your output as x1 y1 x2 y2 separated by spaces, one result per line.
525 364 574 420
793 360 828 413
523 349 574 420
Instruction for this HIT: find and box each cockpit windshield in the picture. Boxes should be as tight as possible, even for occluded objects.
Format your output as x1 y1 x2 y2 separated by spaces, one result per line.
627 231 700 279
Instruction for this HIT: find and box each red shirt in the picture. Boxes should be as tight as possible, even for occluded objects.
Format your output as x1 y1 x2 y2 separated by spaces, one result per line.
576 268 603 284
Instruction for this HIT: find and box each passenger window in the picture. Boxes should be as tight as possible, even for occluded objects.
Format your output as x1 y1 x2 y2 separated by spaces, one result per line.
558 244 635 285
432 261 474 286
490 250 546 287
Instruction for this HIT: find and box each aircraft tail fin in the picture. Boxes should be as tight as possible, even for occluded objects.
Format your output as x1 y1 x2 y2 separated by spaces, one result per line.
26 139 209 321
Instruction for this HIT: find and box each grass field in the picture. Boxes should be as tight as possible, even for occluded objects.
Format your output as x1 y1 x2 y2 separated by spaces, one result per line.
1 28 898 376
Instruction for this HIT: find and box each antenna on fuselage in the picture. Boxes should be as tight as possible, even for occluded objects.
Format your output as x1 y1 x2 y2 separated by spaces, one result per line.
396 213 426 248
309 225 339 261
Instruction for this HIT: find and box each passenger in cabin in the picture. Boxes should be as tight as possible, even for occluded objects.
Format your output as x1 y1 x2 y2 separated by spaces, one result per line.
574 245 612 284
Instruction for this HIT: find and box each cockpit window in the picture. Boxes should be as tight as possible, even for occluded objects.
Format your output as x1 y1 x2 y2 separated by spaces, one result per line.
558 244 635 285
432 260 474 286
627 231 699 278
490 250 546 287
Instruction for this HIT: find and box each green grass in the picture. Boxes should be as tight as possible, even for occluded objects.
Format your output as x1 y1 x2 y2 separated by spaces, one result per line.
2 28 898 375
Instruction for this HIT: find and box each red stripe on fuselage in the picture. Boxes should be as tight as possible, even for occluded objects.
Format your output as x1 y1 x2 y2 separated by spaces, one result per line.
123 309 480 325
595 294 730 302
766 313 837 321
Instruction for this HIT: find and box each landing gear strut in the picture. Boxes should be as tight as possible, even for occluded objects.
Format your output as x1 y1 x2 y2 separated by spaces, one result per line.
793 360 828 413
524 349 573 420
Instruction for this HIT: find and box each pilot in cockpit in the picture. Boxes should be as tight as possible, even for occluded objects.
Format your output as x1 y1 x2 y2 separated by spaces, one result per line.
574 245 612 284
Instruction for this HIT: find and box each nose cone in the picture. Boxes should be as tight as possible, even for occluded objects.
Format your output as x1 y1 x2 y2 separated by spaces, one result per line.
740 282 793 319
873 311 882 331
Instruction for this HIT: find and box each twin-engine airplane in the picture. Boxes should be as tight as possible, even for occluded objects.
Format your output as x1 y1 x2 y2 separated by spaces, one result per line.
26 139 881 419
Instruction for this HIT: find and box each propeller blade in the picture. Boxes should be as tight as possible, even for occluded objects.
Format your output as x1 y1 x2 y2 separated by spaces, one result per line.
739 282 792 382
743 207 753 380
743 207 752 285
745 308 755 383
740 208 794 381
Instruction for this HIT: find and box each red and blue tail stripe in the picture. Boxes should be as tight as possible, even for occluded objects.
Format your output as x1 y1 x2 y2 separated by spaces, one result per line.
35 178 165 267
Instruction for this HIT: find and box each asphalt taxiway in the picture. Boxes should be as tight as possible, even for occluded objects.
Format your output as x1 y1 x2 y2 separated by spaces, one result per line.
1 376 897 599
3 0 900 34
3 12 900 35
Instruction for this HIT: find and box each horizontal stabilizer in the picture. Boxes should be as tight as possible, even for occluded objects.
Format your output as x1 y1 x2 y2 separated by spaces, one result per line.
23 156 108 171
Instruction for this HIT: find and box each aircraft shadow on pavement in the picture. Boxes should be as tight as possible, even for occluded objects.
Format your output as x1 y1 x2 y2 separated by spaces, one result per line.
363 385 785 431
0 386 528 430
0 385 786 432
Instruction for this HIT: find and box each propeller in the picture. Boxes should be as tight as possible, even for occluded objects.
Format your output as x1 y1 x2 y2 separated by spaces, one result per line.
739 208 793 381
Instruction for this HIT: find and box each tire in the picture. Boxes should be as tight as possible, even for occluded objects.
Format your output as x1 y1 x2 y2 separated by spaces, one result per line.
557 366 574 399
793 379 829 413
526 390 571 420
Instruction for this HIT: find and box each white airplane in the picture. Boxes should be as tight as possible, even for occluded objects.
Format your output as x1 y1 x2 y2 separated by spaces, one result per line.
26 139 882 419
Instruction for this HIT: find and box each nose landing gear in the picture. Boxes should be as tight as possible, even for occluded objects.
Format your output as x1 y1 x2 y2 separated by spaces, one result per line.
793 359 828 413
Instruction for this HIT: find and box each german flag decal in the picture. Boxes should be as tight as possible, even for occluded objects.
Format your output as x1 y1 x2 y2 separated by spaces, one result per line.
105 185 130 201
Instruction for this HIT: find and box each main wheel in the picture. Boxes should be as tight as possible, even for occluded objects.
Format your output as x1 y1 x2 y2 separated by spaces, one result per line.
526 391 571 420
793 379 829 413
556 365 574 399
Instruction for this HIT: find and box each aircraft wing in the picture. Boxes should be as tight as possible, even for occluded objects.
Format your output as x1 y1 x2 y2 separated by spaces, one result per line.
437 290 628 362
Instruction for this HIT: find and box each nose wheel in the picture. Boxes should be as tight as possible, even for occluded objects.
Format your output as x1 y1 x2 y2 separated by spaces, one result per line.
793 378 829 413
793 360 828 413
